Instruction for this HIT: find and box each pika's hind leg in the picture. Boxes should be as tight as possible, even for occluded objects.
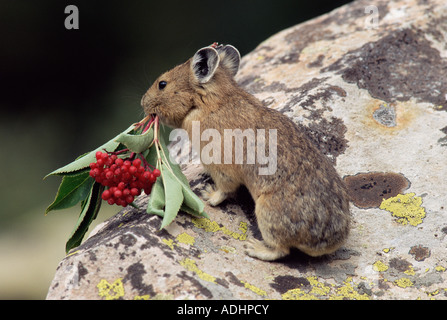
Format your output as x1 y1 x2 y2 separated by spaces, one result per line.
244 238 290 261
244 193 292 261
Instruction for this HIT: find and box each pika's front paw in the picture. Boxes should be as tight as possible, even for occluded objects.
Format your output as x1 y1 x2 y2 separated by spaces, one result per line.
244 238 289 261
201 184 227 206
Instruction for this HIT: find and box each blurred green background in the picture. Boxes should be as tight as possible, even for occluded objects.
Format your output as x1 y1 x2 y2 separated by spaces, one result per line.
0 0 351 299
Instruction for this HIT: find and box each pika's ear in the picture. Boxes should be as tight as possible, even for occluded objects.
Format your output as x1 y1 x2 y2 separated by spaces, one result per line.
191 47 220 84
216 45 241 77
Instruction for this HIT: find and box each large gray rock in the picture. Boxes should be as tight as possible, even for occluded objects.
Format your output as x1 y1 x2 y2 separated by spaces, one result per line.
47 0 447 300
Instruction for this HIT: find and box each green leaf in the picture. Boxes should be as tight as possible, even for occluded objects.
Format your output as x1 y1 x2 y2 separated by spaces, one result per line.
45 123 136 177
181 186 205 215
158 129 189 185
180 204 209 219
159 163 184 229
146 174 165 217
65 182 104 253
115 127 154 153
144 145 159 169
45 170 94 215
159 123 173 145
158 128 206 217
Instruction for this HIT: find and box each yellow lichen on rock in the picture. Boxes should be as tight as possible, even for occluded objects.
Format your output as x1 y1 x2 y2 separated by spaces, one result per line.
240 281 267 297
176 232 195 246
373 260 389 272
191 217 221 232
379 193 426 226
307 276 331 296
97 278 125 300
282 288 318 300
179 258 216 283
162 238 175 250
191 217 247 240
435 265 446 272
404 265 416 276
330 277 370 300
394 277 414 288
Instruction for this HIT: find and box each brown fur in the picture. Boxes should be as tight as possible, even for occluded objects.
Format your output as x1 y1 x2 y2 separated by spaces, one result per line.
141 45 351 261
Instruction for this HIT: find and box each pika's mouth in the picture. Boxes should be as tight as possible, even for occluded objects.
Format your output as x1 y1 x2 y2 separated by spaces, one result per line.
141 99 159 116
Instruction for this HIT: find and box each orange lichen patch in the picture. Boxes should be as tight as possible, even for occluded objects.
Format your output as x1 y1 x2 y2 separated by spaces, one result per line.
363 100 420 133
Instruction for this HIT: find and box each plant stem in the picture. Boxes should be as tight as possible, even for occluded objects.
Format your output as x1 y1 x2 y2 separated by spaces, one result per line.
135 114 151 127
141 154 156 171
107 148 130 156
142 117 155 133
153 116 163 170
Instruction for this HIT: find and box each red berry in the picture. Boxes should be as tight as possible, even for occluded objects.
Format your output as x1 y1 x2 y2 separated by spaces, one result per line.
129 166 137 175
107 198 115 205
123 160 132 167
105 170 114 180
153 169 161 177
105 158 113 167
89 168 100 178
144 186 152 195
117 182 126 190
95 151 103 160
90 162 97 169
114 189 123 199
149 173 157 183
130 188 140 196
125 195 134 204
122 172 131 182
115 158 124 166
132 158 142 167
101 190 111 200
116 198 126 207
100 152 109 160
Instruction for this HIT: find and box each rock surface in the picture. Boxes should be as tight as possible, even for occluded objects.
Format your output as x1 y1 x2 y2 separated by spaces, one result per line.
47 0 447 300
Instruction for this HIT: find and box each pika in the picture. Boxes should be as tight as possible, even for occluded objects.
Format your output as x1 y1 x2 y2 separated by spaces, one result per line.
141 44 351 261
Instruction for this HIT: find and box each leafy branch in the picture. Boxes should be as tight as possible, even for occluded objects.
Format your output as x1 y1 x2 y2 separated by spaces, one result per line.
45 115 207 253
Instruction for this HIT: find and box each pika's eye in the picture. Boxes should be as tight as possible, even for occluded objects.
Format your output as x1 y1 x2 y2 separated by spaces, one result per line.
158 81 167 90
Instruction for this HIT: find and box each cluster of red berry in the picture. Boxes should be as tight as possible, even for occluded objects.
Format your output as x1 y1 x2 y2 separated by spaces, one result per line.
89 151 160 207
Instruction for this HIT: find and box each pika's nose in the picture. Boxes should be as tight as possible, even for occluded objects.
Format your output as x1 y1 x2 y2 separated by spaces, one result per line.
140 93 147 107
